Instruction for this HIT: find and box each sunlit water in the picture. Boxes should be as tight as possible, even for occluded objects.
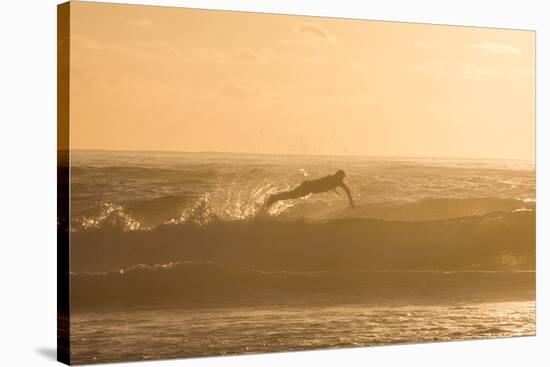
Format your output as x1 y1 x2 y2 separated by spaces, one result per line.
67 151 535 364
71 301 535 364
70 151 535 229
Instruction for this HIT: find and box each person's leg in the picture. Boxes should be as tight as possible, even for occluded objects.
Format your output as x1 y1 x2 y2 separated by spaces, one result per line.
266 190 294 207
266 185 308 207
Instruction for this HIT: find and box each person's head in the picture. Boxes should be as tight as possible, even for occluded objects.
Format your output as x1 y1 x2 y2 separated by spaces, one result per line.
335 169 346 181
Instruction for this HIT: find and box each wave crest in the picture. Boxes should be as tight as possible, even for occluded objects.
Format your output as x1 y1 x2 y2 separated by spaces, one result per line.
73 184 300 231
76 202 145 231
72 195 535 233
71 210 535 274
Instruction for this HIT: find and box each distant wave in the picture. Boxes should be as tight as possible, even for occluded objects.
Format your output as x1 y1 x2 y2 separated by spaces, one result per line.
70 260 535 311
294 197 535 222
70 210 535 274
72 165 218 178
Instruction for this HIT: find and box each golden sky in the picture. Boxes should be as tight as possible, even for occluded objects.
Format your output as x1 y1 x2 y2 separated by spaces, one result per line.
69 1 535 160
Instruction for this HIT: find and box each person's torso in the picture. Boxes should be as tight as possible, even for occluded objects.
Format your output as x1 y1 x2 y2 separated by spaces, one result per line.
303 174 338 193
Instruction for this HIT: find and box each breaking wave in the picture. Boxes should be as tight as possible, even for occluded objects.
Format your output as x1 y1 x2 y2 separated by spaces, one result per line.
66 153 536 312
70 210 535 274
71 194 535 232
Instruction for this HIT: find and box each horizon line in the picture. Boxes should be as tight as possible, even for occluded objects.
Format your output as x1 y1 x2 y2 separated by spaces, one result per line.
66 148 536 162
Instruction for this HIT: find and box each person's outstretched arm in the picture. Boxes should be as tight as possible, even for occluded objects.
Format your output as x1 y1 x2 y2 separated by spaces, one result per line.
339 183 355 208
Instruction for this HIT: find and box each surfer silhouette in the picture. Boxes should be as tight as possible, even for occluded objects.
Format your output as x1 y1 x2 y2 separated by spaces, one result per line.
265 169 355 209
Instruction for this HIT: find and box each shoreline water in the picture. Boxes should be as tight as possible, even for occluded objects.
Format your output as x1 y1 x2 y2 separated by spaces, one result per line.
70 300 536 364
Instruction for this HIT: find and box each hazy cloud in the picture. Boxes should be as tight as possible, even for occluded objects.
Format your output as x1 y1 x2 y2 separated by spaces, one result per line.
71 36 189 69
218 83 260 99
471 42 522 55
306 54 362 70
231 49 265 63
188 48 266 64
415 40 438 49
132 41 188 62
459 65 502 79
128 18 153 27
72 35 100 50
297 23 337 43
281 22 337 46
412 63 502 79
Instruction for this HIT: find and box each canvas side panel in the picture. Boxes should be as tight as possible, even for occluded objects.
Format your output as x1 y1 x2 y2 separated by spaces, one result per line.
57 2 71 365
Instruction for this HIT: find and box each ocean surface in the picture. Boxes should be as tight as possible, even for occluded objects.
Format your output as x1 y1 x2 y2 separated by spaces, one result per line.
71 301 535 364
67 151 536 364
70 150 535 230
